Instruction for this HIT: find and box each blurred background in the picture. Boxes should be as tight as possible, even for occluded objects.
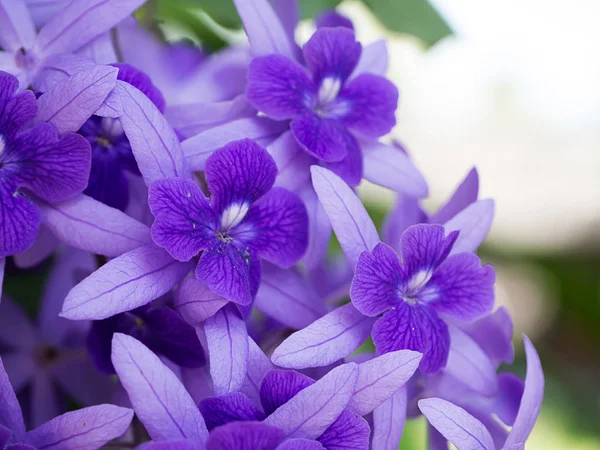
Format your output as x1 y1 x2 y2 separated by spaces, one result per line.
5 0 599 448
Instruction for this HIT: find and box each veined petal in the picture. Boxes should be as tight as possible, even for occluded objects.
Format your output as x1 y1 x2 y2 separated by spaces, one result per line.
297 185 331 270
199 393 264 431
371 387 407 450
318 410 370 450
400 224 458 278
260 370 315 416
32 53 96 93
206 421 285 450
291 114 349 162
277 440 325 450
0 180 40 258
303 28 361 85
240 337 274 406
174 278 228 326
320 131 363 187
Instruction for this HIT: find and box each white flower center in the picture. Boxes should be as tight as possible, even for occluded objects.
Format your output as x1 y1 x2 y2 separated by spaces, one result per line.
401 269 434 304
317 77 342 107
220 202 250 230
0 134 5 156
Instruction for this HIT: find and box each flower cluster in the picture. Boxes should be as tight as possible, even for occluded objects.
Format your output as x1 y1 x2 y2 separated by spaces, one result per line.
0 1 544 450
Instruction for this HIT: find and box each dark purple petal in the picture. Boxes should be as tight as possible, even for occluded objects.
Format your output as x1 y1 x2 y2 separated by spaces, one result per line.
136 441 199 450
195 243 258 306
494 373 524 426
0 73 37 138
291 113 348 162
350 242 403 317
400 224 458 278
149 178 218 261
340 74 397 139
247 55 313 120
199 393 265 431
426 253 495 321
205 139 277 214
317 410 370 450
303 28 361 84
276 440 325 450
260 370 315 416
113 63 166 112
316 10 354 30
321 131 363 186
372 304 450 373
0 181 40 258
0 424 11 448
206 421 285 450
241 187 308 268
459 307 514 367
430 167 479 224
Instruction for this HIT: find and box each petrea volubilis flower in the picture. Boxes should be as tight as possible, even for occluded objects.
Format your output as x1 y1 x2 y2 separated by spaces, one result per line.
149 139 308 305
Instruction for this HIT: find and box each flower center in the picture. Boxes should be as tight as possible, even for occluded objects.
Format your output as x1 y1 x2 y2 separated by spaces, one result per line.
15 47 37 70
220 202 249 230
400 270 434 305
35 345 60 368
318 76 342 106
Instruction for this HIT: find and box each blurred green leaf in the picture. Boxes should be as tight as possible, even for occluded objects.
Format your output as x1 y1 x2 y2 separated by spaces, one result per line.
195 0 241 29
298 0 343 18
363 0 452 47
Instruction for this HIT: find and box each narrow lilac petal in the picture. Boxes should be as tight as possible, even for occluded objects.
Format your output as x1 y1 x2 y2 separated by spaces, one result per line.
166 96 255 139
460 307 514 366
35 0 146 57
317 410 370 450
311 166 379 267
430 168 479 224
199 393 264 431
303 28 361 84
2 352 35 395
13 226 59 269
418 398 494 450
35 65 118 135
233 0 295 58
428 253 495 321
0 181 40 258
246 55 312 121
347 350 422 416
111 333 209 445
372 387 407 450
204 306 249 396
31 371 59 428
400 224 458 277
148 178 217 261
206 421 285 450
503 336 544 448
240 337 274 406
269 131 314 192
61 244 192 320
362 142 428 197
32 53 96 92
277 440 325 450
382 195 427 252
40 194 152 257
372 304 450 373
175 278 228 326
113 63 165 112
350 242 403 317
264 363 358 439
260 370 314 416
115 80 188 184
291 114 349 162
274 0 300 43
320 131 363 187
182 117 287 172
297 186 331 270
24 404 133 450
243 187 308 268
0 297 37 350
494 373 524 427
444 326 498 396
77 31 118 65
255 264 326 330
271 303 374 369
0 0 35 51
205 139 277 214
340 74 398 139
0 358 25 439
351 40 388 78
444 199 495 255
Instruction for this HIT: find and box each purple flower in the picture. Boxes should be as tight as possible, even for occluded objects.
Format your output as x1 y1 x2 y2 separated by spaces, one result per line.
350 223 495 373
315 10 354 30
0 356 132 450
246 27 398 184
0 71 91 259
148 139 308 305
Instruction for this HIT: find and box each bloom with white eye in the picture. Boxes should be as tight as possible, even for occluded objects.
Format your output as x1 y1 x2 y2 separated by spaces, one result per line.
220 202 250 230
0 134 5 157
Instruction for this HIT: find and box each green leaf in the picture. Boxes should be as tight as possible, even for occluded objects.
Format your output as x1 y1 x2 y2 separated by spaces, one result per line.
363 0 452 47
298 0 343 18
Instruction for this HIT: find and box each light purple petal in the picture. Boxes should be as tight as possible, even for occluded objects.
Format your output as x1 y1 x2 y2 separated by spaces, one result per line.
111 333 208 445
371 387 408 450
240 337 274 406
264 363 358 439
418 398 494 450
351 40 388 78
0 297 37 350
40 194 152 257
319 131 363 186
246 54 312 121
206 421 285 450
204 305 249 396
503 336 544 449
271 303 374 369
24 404 133 450
255 264 326 330
182 117 287 172
35 0 146 57
310 166 379 267
32 53 96 93
35 65 118 135
303 28 361 84
459 307 514 367
291 114 349 162
430 167 479 224
444 326 498 396
233 0 295 58
269 131 314 192
114 80 188 184
362 142 428 197
77 31 118 65
30 371 59 428
274 0 300 45
0 0 35 52
297 186 331 270
347 350 422 416
13 226 59 269
61 244 192 320
0 357 25 439
175 278 228 326
317 410 370 450
444 199 495 255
